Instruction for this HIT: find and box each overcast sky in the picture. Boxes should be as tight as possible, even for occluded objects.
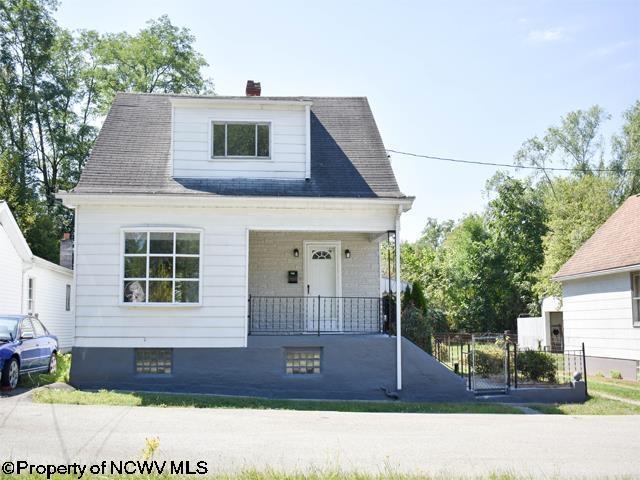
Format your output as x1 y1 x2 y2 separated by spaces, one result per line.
56 0 640 240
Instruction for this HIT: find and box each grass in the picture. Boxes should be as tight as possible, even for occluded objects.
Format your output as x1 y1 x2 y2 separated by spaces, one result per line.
17 352 71 388
32 388 522 414
531 395 640 415
586 376 640 402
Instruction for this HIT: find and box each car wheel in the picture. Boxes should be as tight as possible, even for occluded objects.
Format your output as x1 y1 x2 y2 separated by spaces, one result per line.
48 354 57 374
1 358 20 390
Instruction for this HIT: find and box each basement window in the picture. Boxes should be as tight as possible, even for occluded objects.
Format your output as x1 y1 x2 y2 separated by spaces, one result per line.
285 348 322 375
135 349 172 375
211 122 270 159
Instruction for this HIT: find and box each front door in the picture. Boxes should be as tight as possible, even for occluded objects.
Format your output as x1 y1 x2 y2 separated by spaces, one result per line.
305 244 339 332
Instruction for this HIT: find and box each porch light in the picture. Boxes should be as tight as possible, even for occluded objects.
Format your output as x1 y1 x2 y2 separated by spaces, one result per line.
345 249 351 259
293 248 299 257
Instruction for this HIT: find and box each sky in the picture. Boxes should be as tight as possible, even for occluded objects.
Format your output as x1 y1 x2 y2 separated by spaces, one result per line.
55 0 640 240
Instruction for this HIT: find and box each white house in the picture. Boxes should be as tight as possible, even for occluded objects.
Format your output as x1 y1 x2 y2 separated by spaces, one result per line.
57 82 433 400
517 297 564 352
553 194 640 381
0 201 74 351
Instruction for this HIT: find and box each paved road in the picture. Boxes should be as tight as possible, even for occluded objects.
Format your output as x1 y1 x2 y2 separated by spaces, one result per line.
1 394 639 478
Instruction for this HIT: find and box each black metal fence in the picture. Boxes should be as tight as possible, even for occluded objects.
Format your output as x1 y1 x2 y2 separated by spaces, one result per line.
507 344 587 391
432 333 587 394
248 295 384 335
432 333 473 389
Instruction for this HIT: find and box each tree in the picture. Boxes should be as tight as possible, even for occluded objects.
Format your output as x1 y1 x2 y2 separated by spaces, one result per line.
611 100 640 199
535 175 617 299
93 15 214 111
485 174 547 314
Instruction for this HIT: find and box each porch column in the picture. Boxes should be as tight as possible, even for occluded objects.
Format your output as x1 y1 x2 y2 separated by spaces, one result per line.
395 207 402 391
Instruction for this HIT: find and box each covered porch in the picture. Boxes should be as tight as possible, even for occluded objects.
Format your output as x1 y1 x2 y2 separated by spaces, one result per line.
247 230 395 335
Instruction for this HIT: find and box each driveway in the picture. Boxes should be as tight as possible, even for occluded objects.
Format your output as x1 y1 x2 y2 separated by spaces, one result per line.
1 395 639 478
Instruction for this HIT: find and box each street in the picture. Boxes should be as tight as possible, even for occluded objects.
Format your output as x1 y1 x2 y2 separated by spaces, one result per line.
1 394 639 477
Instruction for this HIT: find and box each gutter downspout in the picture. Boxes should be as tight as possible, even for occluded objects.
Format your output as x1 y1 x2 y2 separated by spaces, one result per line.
21 262 34 315
395 205 402 391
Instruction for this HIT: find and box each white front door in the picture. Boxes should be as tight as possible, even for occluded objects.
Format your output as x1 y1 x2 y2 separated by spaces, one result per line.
305 244 340 331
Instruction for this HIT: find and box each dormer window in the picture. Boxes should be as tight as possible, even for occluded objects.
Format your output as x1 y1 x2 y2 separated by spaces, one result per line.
212 121 270 159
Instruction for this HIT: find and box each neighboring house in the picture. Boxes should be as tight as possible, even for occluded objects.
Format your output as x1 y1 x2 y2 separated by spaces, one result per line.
517 297 564 352
553 194 640 381
0 201 74 351
58 82 416 399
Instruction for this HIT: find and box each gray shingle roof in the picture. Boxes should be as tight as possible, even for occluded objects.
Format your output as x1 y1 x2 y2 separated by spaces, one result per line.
73 93 406 199
554 194 640 279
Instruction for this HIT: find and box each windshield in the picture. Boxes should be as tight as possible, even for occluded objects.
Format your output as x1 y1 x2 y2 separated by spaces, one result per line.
0 317 20 341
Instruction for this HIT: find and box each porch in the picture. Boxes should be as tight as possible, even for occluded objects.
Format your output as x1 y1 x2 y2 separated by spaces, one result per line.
247 231 393 335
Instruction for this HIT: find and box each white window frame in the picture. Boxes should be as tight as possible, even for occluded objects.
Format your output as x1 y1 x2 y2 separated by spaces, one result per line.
65 284 71 312
119 227 204 307
633 272 640 327
27 277 35 313
209 120 272 161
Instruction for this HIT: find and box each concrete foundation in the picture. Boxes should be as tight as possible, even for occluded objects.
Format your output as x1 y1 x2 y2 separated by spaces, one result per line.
70 335 474 402
585 355 638 381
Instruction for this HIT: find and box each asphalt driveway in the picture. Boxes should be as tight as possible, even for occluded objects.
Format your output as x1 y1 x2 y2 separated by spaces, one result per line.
1 394 639 478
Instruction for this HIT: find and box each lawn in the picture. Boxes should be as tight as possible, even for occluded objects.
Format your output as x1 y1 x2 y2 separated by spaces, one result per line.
587 376 640 402
32 388 522 414
531 395 640 415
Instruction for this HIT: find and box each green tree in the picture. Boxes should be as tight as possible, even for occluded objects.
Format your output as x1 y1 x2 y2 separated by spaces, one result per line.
485 174 547 314
535 175 617 299
93 15 214 111
611 100 640 199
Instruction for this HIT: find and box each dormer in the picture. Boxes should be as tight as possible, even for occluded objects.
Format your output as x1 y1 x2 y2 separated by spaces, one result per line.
170 81 312 180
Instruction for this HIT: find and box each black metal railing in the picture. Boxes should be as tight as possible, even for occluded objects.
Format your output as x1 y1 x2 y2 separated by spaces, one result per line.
248 295 384 335
508 345 587 391
431 333 587 394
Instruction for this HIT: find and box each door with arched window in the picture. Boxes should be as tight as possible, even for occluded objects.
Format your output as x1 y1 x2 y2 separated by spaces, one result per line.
305 243 341 331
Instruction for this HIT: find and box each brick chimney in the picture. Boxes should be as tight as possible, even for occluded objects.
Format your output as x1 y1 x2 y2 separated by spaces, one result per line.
60 232 73 270
246 80 261 96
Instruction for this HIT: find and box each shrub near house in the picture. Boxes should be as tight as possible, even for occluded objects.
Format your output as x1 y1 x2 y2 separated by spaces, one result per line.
517 350 557 383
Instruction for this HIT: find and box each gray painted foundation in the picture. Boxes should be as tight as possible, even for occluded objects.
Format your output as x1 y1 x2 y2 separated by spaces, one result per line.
70 335 588 403
71 335 474 402
585 355 638 381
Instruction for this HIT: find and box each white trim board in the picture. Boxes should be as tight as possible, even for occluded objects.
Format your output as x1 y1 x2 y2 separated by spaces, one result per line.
554 264 640 282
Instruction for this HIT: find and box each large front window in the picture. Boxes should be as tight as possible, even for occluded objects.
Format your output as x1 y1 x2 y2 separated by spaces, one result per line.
123 230 201 304
212 122 270 158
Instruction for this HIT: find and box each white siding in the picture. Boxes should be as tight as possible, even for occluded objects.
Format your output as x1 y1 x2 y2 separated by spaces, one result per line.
563 272 640 361
74 204 396 348
172 104 307 179
0 224 23 313
24 263 74 351
517 317 547 350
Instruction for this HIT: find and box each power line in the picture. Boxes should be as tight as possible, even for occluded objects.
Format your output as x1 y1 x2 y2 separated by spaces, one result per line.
386 149 636 173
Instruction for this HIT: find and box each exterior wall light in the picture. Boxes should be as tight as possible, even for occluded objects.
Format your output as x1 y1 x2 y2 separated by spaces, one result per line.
345 249 351 259
293 248 299 257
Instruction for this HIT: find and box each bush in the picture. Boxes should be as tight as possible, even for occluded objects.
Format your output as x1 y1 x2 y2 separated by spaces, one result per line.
474 345 504 376
610 370 623 380
517 350 557 383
